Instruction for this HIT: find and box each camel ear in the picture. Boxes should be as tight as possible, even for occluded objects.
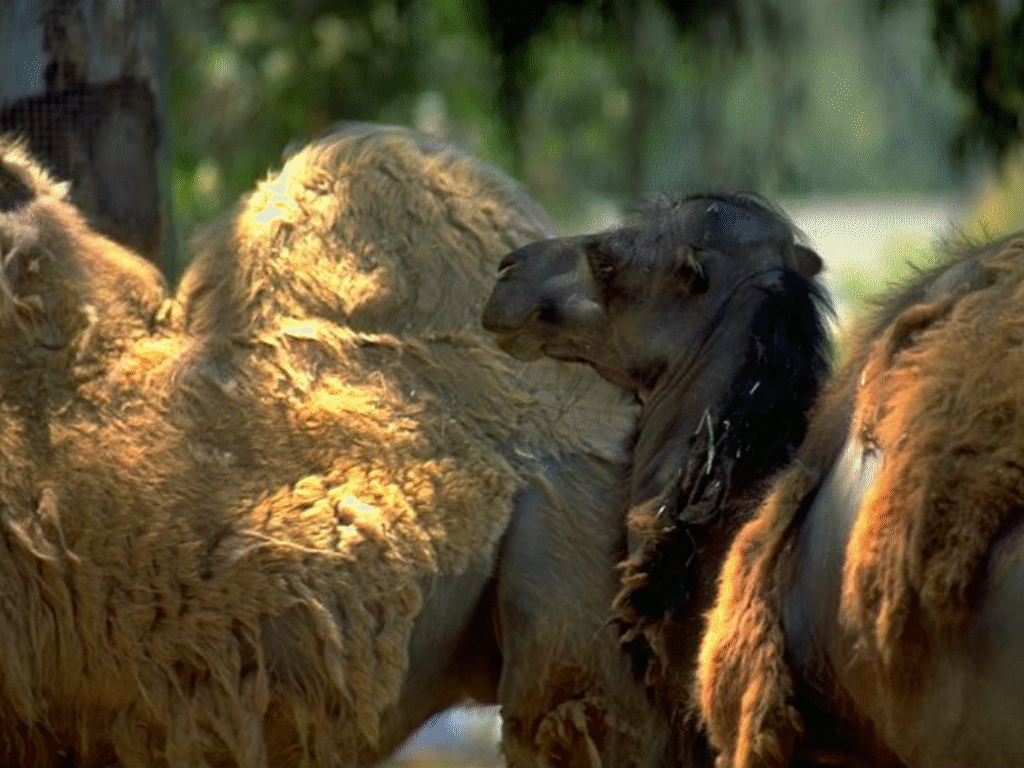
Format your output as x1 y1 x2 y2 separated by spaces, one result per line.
792 244 822 278
675 246 709 293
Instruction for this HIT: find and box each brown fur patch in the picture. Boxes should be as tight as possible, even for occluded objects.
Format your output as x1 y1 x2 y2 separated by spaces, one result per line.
697 463 817 768
0 136 166 360
692 307 881 768
841 238 1024 676
534 696 615 768
697 235 1024 767
0 131 639 766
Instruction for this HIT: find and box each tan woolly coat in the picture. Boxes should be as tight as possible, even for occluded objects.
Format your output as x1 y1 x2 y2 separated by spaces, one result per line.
698 234 1024 767
0 130 656 767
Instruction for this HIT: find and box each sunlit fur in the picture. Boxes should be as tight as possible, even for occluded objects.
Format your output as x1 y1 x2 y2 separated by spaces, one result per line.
0 128 666 766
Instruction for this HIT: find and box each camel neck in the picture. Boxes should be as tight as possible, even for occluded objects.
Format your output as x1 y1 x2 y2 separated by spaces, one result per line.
628 304 755 511
629 270 829 525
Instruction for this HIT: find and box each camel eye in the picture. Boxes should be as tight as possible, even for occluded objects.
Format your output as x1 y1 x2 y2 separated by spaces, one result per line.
587 244 618 282
675 247 709 294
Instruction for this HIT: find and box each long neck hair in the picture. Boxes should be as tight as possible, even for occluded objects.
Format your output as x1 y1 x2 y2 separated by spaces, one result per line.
621 264 832 670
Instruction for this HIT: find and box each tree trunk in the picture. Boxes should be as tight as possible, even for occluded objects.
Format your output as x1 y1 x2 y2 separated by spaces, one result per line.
0 0 173 274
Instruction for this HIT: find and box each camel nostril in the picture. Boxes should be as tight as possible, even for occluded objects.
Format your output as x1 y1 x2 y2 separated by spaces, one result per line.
537 299 560 324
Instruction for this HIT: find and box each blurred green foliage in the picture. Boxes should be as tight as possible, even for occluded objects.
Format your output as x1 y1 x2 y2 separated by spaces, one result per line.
167 0 994 276
881 0 1024 164
963 151 1024 239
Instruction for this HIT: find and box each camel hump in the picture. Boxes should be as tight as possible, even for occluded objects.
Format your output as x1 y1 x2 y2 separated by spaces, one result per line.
840 234 1024 671
306 121 557 240
177 122 556 341
0 138 167 359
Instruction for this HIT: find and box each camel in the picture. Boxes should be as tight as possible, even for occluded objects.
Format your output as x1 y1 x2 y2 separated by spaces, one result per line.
698 231 1024 767
482 193 832 764
0 126 674 767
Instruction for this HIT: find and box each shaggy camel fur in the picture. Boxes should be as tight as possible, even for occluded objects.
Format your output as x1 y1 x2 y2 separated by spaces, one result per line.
482 193 831 765
0 129 669 767
698 233 1024 767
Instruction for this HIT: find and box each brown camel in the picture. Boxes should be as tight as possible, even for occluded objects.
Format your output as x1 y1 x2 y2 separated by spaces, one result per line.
482 193 832 764
698 231 1024 768
0 127 673 767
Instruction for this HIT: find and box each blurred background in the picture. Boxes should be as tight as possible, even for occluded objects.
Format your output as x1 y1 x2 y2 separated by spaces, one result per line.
2 0 1023 764
3 0 1023 315
161 0 1024 329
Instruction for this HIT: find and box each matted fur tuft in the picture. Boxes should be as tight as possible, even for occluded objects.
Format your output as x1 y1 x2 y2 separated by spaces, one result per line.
696 463 817 768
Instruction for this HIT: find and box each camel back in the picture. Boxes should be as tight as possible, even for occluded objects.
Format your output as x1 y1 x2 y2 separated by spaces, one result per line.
177 124 637 459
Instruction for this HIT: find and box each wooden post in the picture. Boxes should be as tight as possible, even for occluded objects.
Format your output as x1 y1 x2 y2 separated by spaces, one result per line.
0 0 173 274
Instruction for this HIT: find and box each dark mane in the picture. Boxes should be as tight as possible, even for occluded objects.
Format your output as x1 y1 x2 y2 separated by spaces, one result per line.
618 193 833 678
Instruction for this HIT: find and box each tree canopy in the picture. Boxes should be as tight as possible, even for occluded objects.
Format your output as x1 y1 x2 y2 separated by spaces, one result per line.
880 0 1024 165
166 0 1022 275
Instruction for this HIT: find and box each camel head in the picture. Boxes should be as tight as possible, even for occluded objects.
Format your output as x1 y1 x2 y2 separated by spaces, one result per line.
485 194 831 761
482 194 823 397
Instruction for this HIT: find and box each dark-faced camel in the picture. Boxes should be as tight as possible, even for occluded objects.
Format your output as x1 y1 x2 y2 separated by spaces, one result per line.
0 126 673 767
698 232 1024 768
482 193 832 763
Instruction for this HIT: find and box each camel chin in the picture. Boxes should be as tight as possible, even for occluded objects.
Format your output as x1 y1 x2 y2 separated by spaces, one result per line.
491 331 546 361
